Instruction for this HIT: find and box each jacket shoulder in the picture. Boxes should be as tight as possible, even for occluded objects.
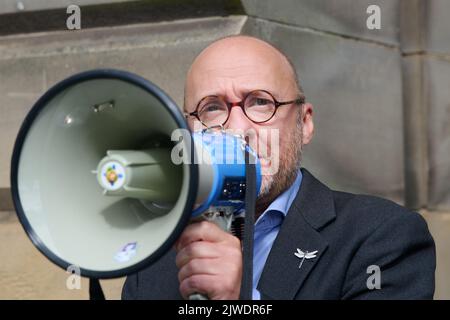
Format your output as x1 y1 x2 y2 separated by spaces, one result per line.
327 192 436 299
331 191 428 234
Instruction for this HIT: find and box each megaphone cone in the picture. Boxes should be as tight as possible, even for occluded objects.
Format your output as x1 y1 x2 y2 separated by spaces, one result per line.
11 70 198 278
10 69 261 281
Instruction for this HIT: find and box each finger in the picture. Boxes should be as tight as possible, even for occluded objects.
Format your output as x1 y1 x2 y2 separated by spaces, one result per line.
178 257 221 283
176 241 224 268
176 221 235 251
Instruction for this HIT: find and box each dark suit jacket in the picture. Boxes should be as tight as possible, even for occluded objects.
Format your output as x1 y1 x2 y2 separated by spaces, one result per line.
122 168 436 299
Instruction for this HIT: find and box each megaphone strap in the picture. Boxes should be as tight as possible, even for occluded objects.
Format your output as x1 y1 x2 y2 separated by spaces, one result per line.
239 144 257 301
89 278 105 300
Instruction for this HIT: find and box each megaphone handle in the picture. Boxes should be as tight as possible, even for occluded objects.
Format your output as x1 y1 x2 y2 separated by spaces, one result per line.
188 146 256 301
188 210 234 300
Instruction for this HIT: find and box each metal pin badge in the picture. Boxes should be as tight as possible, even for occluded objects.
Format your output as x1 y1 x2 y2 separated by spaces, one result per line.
294 248 318 269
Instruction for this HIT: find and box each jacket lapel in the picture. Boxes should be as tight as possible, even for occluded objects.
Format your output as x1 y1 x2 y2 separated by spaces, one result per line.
257 168 336 299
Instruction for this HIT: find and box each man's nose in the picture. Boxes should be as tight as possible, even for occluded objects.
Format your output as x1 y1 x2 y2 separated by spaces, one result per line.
225 105 253 132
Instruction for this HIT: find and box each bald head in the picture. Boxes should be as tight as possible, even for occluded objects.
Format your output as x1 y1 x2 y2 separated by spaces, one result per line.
183 35 314 215
184 35 302 111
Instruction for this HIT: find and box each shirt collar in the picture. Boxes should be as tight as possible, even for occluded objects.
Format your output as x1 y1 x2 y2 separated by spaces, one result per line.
255 170 303 225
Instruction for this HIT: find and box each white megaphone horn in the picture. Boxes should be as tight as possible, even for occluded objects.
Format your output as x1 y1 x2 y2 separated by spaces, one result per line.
10 69 261 295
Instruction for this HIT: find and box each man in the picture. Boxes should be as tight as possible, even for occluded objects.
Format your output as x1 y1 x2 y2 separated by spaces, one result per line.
122 35 435 299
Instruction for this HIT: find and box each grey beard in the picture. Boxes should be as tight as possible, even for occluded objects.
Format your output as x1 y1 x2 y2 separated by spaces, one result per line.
257 114 303 209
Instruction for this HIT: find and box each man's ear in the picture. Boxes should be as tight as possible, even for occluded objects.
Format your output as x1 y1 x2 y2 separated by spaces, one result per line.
301 103 314 145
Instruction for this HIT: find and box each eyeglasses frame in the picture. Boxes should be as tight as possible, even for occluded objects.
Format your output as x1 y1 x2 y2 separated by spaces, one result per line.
184 89 305 127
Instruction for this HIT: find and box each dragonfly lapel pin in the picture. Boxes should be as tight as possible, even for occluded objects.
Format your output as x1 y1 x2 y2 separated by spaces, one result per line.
294 248 318 269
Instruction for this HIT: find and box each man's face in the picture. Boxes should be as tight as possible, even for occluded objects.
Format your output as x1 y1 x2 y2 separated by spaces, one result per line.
184 37 313 203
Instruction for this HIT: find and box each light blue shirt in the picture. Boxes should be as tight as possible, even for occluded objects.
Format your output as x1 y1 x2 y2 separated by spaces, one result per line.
252 170 303 300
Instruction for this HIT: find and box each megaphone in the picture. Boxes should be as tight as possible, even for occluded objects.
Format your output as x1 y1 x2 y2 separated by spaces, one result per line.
10 69 261 281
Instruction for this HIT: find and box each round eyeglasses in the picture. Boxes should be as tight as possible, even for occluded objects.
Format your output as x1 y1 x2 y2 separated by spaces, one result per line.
185 90 305 128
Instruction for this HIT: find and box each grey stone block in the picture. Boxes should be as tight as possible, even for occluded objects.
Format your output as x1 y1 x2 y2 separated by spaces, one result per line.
0 0 246 37
243 17 405 203
426 0 450 54
242 0 400 46
421 210 450 300
401 0 450 55
399 0 427 53
0 0 134 14
426 57 450 210
0 16 247 191
401 55 428 209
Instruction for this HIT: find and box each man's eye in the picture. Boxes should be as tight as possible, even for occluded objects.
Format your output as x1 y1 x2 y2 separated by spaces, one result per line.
249 98 270 107
256 98 270 105
204 104 222 112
